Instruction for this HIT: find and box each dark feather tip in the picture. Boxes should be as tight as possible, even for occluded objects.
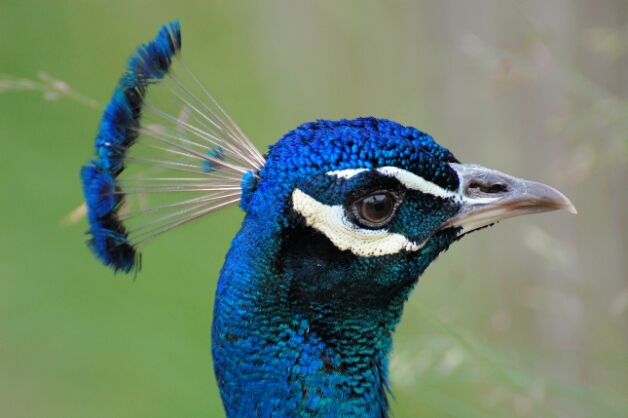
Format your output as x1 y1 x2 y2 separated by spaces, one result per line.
87 220 137 274
122 20 182 88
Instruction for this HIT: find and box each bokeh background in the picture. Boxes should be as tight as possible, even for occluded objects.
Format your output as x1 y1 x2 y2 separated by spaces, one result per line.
1 1 627 417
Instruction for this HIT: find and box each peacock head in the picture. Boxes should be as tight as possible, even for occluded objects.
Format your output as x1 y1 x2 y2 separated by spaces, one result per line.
237 117 575 302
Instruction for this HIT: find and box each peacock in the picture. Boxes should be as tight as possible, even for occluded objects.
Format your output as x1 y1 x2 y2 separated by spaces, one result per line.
81 22 576 417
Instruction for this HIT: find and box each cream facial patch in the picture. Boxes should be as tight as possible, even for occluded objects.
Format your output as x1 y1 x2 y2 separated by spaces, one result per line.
291 189 424 257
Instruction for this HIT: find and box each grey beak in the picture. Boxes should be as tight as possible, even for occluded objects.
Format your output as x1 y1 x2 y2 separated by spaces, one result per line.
445 163 576 235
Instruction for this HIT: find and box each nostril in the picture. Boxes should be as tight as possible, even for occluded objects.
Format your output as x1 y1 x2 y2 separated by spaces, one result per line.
468 182 509 195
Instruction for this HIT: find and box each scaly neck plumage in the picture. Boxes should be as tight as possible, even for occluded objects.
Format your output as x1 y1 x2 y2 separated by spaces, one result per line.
211 203 449 417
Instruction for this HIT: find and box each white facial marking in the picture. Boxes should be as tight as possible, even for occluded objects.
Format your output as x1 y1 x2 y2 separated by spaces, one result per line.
328 166 499 206
291 189 424 257
327 168 368 179
376 166 458 199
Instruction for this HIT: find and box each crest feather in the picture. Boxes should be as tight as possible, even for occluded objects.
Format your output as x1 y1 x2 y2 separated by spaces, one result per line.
81 22 264 273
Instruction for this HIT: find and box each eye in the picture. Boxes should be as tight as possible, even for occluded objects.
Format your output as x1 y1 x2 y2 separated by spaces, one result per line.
361 194 393 223
348 191 401 229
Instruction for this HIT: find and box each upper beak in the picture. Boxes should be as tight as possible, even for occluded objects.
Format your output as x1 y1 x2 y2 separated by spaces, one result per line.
445 163 577 235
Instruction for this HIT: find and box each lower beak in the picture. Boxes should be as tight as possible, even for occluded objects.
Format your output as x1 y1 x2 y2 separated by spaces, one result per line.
445 163 577 235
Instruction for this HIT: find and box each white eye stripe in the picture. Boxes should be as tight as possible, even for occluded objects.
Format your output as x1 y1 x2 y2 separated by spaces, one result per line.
327 166 499 205
376 167 458 200
327 168 368 179
327 166 457 200
291 188 425 257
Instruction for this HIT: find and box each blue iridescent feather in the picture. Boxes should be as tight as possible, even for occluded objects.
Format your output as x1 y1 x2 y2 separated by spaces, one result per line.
203 146 225 173
80 165 120 220
122 21 181 87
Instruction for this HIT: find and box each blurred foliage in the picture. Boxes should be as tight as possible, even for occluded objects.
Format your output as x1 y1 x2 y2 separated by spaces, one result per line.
1 1 626 417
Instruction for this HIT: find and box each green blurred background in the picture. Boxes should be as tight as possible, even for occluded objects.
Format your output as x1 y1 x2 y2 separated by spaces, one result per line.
1 1 627 417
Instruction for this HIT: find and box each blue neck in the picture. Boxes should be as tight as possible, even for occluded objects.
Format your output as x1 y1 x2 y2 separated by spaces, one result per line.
211 203 450 417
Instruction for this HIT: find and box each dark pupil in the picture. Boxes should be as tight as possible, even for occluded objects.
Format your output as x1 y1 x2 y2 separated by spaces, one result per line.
361 194 393 223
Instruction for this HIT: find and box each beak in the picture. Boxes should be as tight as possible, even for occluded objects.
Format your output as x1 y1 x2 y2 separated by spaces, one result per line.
445 163 577 235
